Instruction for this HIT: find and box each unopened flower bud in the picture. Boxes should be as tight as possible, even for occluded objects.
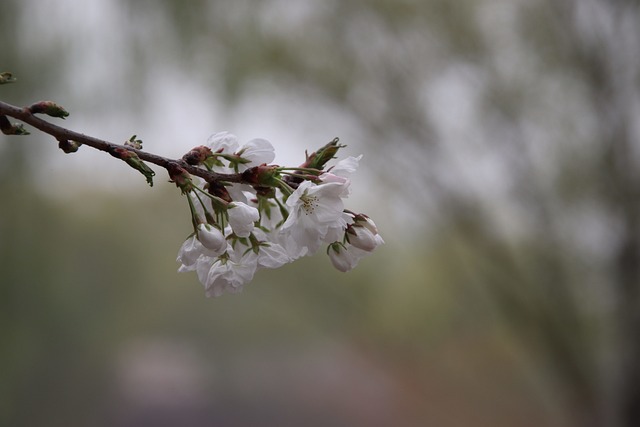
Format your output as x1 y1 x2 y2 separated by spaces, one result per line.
347 215 383 252
228 202 259 237
327 243 354 272
241 164 280 187
197 224 227 254
355 214 378 235
182 145 213 166
207 180 232 203
347 225 378 252
167 163 193 193
305 137 345 170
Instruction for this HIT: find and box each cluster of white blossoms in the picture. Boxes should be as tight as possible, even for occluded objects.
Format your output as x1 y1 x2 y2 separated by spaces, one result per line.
175 132 383 297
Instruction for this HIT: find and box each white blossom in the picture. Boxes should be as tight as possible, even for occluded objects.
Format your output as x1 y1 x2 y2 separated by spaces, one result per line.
228 202 260 237
281 181 348 253
197 224 228 254
197 250 259 298
348 225 379 251
322 155 362 179
176 235 203 270
178 134 382 296
248 229 292 269
327 240 381 273
327 243 364 272
346 215 384 252
236 138 275 170
206 131 239 154
177 233 226 272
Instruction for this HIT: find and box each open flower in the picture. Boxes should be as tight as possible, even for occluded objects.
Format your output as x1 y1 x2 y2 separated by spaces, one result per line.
243 229 292 269
321 155 362 180
206 131 239 154
196 250 259 298
235 138 275 171
177 231 226 272
177 235 204 270
281 181 348 253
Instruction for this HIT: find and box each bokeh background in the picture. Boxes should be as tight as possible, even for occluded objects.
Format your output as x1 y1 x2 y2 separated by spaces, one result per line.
2 0 639 426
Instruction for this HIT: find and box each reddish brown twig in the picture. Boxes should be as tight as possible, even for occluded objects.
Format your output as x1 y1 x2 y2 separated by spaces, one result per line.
0 99 244 184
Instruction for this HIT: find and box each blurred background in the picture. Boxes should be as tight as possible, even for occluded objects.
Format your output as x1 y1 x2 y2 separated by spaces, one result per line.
1 0 639 426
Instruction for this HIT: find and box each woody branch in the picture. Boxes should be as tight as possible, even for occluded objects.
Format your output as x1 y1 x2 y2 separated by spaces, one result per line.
0 99 244 185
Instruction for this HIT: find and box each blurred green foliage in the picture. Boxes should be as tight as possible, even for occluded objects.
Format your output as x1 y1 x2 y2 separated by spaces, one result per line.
2 0 640 426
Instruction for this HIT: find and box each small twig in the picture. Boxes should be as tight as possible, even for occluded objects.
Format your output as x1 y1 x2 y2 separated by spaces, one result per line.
0 99 244 184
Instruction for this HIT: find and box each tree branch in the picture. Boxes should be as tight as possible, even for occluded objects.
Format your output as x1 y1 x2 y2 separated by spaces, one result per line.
0 99 244 184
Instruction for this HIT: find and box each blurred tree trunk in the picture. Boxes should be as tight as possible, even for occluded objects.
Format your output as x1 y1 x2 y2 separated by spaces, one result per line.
566 0 640 424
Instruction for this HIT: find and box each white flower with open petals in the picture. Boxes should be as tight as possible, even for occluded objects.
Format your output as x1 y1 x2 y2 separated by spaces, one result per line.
236 138 275 171
281 181 347 253
245 229 292 269
177 231 226 272
323 155 362 179
176 235 204 270
206 131 239 154
175 133 382 296
196 250 259 298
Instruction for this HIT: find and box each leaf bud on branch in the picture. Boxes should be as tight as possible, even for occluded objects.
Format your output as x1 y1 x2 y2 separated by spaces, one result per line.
28 101 70 119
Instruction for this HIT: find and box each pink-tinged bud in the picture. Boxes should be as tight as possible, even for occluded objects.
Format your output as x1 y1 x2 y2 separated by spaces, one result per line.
348 226 377 251
168 163 193 193
241 164 280 187
28 101 69 119
354 214 378 235
347 218 384 252
207 180 232 203
182 145 213 166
